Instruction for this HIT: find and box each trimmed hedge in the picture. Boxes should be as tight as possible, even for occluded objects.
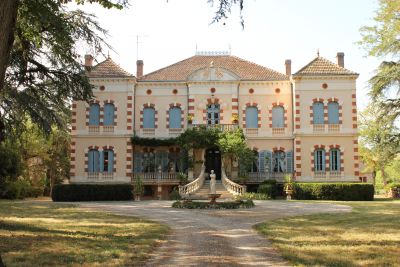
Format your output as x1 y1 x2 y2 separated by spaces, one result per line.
172 199 255 209
52 184 133 202
257 180 277 199
293 183 374 201
236 192 271 200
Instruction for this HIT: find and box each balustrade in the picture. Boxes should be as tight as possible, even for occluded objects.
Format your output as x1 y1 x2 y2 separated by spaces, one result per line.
179 165 206 197
221 163 246 195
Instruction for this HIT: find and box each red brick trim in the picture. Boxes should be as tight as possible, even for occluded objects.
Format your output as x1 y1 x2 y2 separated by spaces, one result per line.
242 102 261 128
140 103 158 129
166 103 184 129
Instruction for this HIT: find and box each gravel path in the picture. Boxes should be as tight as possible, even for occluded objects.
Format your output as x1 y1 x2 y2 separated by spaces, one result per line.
80 201 351 267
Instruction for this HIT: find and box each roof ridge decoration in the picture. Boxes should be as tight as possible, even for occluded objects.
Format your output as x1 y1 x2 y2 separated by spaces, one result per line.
293 56 358 77
87 57 133 78
140 55 289 81
195 51 230 56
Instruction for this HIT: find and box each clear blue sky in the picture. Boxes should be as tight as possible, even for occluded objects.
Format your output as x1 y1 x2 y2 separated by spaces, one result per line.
74 0 380 109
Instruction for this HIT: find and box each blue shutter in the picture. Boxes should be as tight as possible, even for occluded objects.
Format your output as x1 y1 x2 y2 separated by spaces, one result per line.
104 104 115 126
322 150 326 171
99 151 104 172
246 107 258 128
328 102 339 124
330 149 340 171
313 102 324 124
265 151 273 173
258 151 266 173
169 108 181 129
134 152 143 173
337 150 341 171
89 104 100 125
286 151 293 173
88 150 94 172
143 108 155 128
108 150 114 172
314 150 318 172
272 106 284 128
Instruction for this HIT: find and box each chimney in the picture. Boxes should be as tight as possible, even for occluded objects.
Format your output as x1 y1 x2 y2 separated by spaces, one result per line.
84 54 93 70
136 60 144 77
285 59 292 76
336 52 344 68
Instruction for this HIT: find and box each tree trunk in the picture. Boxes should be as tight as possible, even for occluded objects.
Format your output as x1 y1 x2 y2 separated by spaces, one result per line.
372 170 376 187
380 167 388 186
0 0 18 92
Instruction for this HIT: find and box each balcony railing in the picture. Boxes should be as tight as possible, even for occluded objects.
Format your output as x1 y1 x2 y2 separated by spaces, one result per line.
132 172 179 184
142 128 155 136
103 125 115 133
328 124 340 133
313 124 325 133
87 172 114 180
237 172 292 183
169 128 183 136
88 126 100 133
314 171 327 178
188 124 238 131
272 127 285 135
245 128 258 136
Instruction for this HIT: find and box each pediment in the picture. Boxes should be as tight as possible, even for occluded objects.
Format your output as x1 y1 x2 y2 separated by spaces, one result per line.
187 67 240 81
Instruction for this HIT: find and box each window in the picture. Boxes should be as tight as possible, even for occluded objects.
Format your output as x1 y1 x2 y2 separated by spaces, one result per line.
330 149 340 171
272 106 284 128
246 150 259 173
169 107 181 129
104 103 115 126
245 107 258 128
328 102 339 124
273 150 286 173
206 104 220 125
102 150 114 173
314 149 326 171
143 107 155 128
312 102 324 124
88 149 100 172
89 104 100 125
168 150 187 173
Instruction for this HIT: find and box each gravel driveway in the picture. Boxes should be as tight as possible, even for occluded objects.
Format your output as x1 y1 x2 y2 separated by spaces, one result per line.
80 201 351 267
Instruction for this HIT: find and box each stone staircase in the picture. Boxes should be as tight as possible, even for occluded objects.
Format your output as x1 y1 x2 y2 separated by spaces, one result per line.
190 180 235 200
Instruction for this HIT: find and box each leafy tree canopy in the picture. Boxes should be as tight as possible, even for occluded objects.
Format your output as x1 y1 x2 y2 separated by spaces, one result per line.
359 0 400 127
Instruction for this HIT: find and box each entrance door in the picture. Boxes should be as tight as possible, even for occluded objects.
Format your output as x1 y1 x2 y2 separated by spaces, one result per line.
205 148 221 180
206 104 220 125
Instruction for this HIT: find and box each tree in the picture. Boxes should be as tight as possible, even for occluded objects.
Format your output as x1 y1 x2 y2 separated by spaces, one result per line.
359 104 399 186
0 0 128 142
359 0 400 130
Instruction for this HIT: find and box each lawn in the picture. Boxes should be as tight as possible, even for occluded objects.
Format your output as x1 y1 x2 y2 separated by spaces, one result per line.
255 200 400 267
0 200 169 266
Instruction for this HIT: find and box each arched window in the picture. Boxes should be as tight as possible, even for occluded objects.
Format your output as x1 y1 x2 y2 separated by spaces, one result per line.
328 102 339 124
330 149 340 171
272 106 284 128
102 150 114 173
89 104 100 125
88 149 100 172
245 107 258 128
273 150 286 173
312 102 324 124
314 149 326 172
169 107 181 129
104 103 115 126
143 107 155 129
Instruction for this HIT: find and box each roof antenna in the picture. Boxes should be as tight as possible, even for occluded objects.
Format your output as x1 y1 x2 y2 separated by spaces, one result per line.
317 49 320 57
107 50 110 59
229 44 231 55
196 44 198 55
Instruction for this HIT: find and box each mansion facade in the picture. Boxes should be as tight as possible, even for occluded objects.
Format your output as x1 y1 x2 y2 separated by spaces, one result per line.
70 51 361 199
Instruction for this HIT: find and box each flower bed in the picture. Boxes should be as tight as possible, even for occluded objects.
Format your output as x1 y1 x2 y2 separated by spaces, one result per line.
172 199 255 209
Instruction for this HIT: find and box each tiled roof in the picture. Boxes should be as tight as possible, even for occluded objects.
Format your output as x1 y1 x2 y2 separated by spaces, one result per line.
293 56 358 77
87 57 133 78
140 55 288 81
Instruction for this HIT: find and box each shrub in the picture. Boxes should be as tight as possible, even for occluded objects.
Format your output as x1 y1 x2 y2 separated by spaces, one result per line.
257 180 277 199
385 183 400 198
52 184 133 202
169 188 182 200
236 192 271 200
1 179 35 200
172 199 254 209
293 183 374 201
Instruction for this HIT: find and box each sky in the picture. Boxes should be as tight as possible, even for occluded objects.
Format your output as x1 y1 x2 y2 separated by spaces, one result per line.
73 0 381 110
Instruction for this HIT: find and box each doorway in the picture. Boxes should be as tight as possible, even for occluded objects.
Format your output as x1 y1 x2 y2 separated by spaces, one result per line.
205 148 221 180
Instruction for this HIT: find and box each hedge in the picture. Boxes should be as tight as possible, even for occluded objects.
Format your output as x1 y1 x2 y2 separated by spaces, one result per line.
257 180 277 199
293 183 374 201
172 199 255 209
52 184 133 202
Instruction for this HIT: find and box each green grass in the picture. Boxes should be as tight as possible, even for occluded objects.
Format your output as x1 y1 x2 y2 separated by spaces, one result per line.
0 200 169 266
255 200 400 267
